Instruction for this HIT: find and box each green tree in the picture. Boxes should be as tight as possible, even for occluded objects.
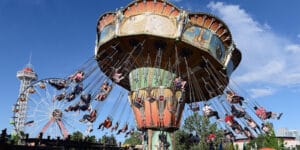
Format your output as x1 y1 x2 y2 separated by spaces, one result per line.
123 131 142 146
10 131 25 144
10 133 19 145
174 130 191 150
175 112 223 149
246 122 281 149
70 131 83 141
263 129 279 149
85 135 97 143
100 134 117 145
223 142 235 150
247 134 264 148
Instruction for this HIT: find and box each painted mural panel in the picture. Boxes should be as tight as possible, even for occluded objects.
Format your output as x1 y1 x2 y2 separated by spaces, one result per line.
99 24 116 45
182 26 225 62
120 14 177 37
144 15 177 37
209 34 225 62
129 67 175 91
182 26 211 50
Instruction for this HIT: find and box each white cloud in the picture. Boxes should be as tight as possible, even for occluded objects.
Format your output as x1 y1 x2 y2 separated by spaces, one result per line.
298 34 300 39
263 23 271 30
234 60 284 84
207 2 300 96
285 44 300 53
249 88 275 98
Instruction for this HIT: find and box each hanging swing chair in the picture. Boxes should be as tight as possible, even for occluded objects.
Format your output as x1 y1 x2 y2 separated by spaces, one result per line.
189 103 200 112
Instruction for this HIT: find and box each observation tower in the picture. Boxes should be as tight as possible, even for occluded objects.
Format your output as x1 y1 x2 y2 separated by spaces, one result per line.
13 62 37 134
94 0 241 149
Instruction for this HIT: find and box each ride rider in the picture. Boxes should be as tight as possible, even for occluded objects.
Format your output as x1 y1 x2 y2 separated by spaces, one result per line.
254 106 283 120
98 116 112 130
202 104 220 120
226 90 244 106
95 81 112 101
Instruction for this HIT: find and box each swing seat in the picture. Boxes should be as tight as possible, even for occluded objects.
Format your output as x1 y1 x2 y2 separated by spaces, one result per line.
79 105 89 111
232 96 244 103
74 87 83 94
111 124 119 131
96 93 106 101
49 80 66 90
191 106 200 112
233 128 241 134
88 117 96 123
235 112 246 118
146 96 155 102
66 93 76 101
56 94 65 101
72 72 84 83
174 85 182 91
178 98 184 103
104 121 112 128
134 101 143 108
81 94 91 103
121 128 128 133
226 121 233 127
74 78 81 83
88 111 97 122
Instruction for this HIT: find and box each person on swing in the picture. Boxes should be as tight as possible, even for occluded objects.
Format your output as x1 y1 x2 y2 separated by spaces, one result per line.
65 93 91 112
224 113 242 134
98 116 112 130
111 122 119 132
95 81 112 101
112 67 125 83
117 123 128 134
202 104 220 120
80 109 97 123
49 79 68 90
245 117 261 134
173 76 187 91
231 105 246 118
125 128 134 137
243 127 254 139
261 123 271 134
69 70 85 83
226 90 244 106
254 106 283 120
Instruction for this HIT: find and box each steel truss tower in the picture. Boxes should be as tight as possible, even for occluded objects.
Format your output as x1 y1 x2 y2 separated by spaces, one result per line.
14 63 37 134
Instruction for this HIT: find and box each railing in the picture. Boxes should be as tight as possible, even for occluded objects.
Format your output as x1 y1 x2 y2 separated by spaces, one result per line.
0 129 125 150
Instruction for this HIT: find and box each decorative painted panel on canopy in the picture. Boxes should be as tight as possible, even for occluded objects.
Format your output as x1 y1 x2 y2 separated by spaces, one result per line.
95 0 242 102
129 88 184 131
120 14 177 37
129 67 176 91
182 26 226 63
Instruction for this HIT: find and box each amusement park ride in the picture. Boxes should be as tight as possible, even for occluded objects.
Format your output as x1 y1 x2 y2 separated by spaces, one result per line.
11 0 281 149
95 0 241 149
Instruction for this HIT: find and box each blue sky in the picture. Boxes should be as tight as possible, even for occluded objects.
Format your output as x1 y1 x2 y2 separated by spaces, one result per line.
1 0 300 138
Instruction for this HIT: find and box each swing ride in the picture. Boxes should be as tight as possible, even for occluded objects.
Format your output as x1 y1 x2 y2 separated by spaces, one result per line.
12 0 283 149
94 0 241 149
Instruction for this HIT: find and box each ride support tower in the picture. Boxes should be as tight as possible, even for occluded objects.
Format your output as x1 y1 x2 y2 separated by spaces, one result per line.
95 0 241 149
14 63 38 134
